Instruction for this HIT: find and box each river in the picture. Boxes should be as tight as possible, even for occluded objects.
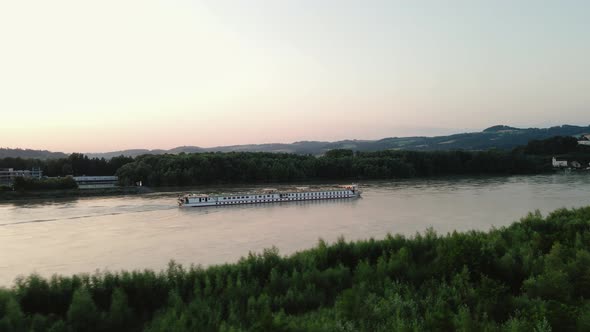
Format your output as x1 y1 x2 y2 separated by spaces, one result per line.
1 174 589 286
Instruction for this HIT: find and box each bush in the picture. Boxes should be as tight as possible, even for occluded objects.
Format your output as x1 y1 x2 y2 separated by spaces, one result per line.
12 177 78 191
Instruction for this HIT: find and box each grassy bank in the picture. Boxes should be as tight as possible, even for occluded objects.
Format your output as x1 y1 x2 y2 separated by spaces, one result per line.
0 186 151 201
2 207 590 331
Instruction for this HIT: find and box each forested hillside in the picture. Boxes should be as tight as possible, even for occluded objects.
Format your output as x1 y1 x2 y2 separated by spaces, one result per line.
87 124 590 157
2 206 590 331
0 148 66 159
3 125 589 159
4 135 590 189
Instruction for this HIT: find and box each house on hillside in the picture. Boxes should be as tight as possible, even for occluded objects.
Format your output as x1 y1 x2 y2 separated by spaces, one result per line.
552 157 568 168
578 134 590 146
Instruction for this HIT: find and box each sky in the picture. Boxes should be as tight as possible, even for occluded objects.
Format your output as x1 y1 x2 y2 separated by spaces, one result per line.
0 0 588 152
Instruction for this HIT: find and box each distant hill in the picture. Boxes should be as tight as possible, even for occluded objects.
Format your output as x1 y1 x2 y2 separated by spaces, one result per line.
482 125 520 133
4 124 590 159
0 148 67 159
85 124 588 158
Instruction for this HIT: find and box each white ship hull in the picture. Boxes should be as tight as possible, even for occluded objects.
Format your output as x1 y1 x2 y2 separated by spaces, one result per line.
178 185 361 208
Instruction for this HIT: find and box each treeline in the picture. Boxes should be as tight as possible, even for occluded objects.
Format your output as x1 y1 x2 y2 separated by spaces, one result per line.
3 135 588 187
0 154 134 177
11 177 78 191
519 136 590 155
2 206 590 331
115 150 548 186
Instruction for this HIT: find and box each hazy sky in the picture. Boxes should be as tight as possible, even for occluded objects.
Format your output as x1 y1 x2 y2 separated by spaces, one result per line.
1 0 588 152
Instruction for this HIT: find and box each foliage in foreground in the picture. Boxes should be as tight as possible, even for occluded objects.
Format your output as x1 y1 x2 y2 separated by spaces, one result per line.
3 207 590 331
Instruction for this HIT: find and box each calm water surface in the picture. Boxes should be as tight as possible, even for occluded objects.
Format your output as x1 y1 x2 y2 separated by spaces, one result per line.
1 174 589 285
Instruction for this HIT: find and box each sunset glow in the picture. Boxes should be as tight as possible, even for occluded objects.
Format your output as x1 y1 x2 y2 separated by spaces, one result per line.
0 0 588 152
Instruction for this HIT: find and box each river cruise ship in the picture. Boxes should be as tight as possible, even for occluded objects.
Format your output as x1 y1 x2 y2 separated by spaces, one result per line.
178 184 361 207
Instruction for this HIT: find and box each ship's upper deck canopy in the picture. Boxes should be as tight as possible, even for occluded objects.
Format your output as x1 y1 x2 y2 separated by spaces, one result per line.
182 184 358 198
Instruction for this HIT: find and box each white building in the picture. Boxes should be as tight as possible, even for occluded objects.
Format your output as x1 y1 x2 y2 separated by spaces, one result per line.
0 167 43 185
73 176 118 189
579 134 590 145
552 157 568 168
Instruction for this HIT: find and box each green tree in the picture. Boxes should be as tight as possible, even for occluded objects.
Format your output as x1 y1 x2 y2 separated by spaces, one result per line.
66 288 101 332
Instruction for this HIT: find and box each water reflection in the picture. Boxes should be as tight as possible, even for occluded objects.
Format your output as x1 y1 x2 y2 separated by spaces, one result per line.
6 196 80 208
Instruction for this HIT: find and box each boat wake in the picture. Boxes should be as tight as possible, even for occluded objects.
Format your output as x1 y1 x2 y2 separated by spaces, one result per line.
0 206 177 227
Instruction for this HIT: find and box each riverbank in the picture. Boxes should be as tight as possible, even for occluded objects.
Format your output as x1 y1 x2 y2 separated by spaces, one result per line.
0 186 152 201
1 205 589 331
